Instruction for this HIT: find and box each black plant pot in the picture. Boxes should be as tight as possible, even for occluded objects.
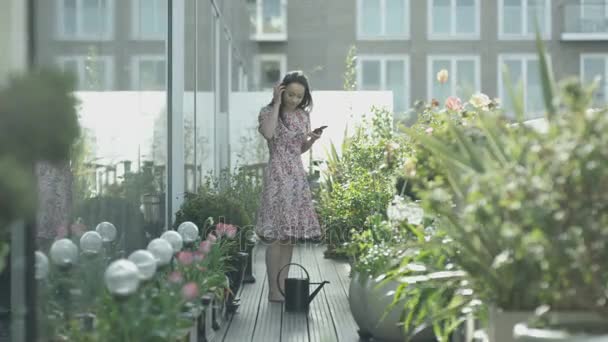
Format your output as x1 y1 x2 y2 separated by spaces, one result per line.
225 252 248 314
243 243 256 284
198 294 213 342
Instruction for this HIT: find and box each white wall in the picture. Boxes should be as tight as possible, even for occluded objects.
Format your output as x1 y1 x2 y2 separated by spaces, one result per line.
0 0 28 85
229 91 393 168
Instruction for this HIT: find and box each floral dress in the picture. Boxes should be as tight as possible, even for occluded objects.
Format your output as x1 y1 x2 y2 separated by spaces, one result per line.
255 106 322 241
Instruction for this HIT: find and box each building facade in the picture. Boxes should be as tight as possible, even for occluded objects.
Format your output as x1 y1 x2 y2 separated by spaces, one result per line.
32 0 608 117
253 0 608 117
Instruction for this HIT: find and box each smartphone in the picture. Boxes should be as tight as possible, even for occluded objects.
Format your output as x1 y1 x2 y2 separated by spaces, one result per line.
313 125 328 134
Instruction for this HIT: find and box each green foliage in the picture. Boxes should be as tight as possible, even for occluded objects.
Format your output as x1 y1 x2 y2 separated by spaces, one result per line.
201 167 264 225
408 43 608 319
0 68 80 164
39 228 233 341
174 187 253 253
0 68 80 273
396 98 492 201
105 168 159 206
343 45 357 91
73 196 146 252
319 107 403 255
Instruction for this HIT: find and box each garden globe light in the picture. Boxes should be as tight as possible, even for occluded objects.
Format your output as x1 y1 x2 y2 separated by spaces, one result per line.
177 221 199 244
104 259 140 296
80 231 104 256
128 250 157 281
95 222 117 243
35 251 49 280
49 238 79 267
161 230 183 253
147 238 174 266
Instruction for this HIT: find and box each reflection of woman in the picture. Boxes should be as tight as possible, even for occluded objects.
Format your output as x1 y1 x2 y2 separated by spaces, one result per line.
255 71 323 302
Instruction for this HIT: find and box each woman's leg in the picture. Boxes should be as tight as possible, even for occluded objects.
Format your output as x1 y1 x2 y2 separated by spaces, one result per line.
266 240 283 301
277 240 295 297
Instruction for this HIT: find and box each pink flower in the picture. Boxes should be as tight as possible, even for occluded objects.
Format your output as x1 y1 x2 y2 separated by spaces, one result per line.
216 223 238 239
168 271 183 284
181 282 199 301
55 225 68 239
425 127 434 135
193 251 206 262
215 223 228 237
445 96 463 112
70 222 87 237
199 240 212 254
177 251 194 265
207 233 217 243
226 226 237 239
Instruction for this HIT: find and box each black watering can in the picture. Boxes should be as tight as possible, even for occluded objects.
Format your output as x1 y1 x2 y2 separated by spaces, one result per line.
277 263 330 312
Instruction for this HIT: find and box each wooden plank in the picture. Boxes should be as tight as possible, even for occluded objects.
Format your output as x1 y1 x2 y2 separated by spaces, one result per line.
221 244 267 341
280 243 310 342
330 257 352 298
312 245 361 342
300 243 339 342
250 244 283 342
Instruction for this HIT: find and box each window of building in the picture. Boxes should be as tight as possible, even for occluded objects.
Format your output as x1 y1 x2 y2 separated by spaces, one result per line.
499 0 551 39
131 55 166 90
357 55 410 113
250 0 287 40
357 0 410 39
256 55 286 90
57 55 114 90
131 0 167 40
581 54 608 106
57 0 114 40
428 55 480 103
498 54 552 118
429 0 480 39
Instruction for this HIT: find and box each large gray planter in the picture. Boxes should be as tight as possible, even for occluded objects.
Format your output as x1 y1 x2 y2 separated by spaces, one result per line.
513 312 608 342
488 307 533 342
348 271 434 341
366 276 407 341
348 271 373 338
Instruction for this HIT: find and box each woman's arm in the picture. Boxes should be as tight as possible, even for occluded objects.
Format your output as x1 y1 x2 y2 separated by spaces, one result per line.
301 112 321 154
258 103 280 140
301 137 315 154
259 84 284 140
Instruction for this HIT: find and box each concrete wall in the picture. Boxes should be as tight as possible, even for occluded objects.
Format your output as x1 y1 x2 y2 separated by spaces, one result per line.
0 0 28 85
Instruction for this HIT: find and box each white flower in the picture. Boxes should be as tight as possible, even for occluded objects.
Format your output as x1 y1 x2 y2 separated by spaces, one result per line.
436 69 449 84
469 93 491 110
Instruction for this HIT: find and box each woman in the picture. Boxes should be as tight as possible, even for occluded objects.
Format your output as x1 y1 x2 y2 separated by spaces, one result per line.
255 71 323 302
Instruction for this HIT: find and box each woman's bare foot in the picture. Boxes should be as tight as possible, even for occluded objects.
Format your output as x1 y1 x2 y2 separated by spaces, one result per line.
268 292 284 302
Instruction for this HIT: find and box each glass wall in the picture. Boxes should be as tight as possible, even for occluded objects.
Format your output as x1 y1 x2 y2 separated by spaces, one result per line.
31 0 169 339
33 0 169 254
24 0 251 339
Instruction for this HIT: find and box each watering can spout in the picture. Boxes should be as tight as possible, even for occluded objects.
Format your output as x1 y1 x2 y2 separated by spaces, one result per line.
308 281 330 304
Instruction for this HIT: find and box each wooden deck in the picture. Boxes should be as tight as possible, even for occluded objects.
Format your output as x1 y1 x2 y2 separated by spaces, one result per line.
213 242 363 342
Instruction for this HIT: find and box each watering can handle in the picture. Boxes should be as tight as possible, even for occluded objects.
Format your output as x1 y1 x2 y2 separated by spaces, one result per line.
277 262 309 298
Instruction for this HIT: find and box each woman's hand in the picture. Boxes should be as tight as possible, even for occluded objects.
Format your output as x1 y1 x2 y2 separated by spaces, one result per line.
273 84 285 106
308 131 322 141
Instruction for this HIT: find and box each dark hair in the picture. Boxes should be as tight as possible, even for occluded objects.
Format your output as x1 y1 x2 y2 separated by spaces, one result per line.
267 71 313 121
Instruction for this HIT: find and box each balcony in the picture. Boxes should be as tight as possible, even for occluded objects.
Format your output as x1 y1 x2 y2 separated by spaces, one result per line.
562 2 608 40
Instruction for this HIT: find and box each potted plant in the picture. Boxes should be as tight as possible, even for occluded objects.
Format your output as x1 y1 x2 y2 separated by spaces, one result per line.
406 39 608 340
319 107 404 258
344 211 441 341
174 192 251 313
